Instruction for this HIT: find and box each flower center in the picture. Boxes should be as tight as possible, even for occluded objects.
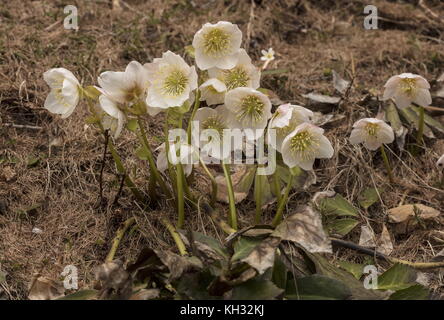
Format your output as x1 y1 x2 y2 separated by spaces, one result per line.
202 116 225 137
203 28 230 57
237 95 264 123
163 69 188 96
400 78 416 96
290 130 317 153
365 123 379 137
125 85 143 102
222 67 249 90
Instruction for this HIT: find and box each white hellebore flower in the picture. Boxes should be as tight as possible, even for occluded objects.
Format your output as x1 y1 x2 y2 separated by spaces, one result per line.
208 49 261 91
260 48 275 62
225 87 272 139
97 95 125 139
192 21 242 70
145 51 198 109
156 142 198 176
383 73 432 109
43 68 81 118
199 78 227 106
97 61 149 106
268 103 313 152
193 105 231 160
349 118 394 151
281 123 334 171
436 154 444 170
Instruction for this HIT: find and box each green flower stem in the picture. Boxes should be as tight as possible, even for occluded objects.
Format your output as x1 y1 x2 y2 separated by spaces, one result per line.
272 174 293 227
273 171 282 203
199 157 218 207
176 163 186 228
187 89 201 144
106 217 136 262
416 105 425 145
254 166 264 224
137 117 171 198
222 162 237 230
380 144 394 184
161 217 187 256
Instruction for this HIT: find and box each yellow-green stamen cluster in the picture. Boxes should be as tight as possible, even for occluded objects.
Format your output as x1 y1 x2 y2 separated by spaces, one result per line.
202 116 225 137
237 95 264 123
365 123 379 137
203 28 230 57
125 85 143 102
290 130 319 159
163 70 188 96
400 78 417 96
222 67 249 90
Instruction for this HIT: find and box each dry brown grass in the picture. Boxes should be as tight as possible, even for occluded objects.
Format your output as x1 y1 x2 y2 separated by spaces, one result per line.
1 0 444 299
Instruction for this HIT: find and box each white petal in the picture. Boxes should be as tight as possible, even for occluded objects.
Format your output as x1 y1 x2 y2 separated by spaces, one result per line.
316 135 334 158
349 128 365 145
99 95 120 118
393 92 412 109
412 88 432 107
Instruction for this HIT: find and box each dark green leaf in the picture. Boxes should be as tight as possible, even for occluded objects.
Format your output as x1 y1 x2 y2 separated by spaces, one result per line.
337 261 364 280
231 279 283 300
377 263 417 291
272 255 287 289
359 188 382 209
389 284 429 300
286 275 352 300
328 218 359 236
319 194 359 217
231 237 262 262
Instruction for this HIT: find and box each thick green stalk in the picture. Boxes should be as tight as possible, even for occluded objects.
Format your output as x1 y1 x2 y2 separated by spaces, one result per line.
161 218 187 255
380 145 394 184
272 175 293 227
176 163 186 228
137 117 171 198
222 162 237 230
106 217 136 262
254 166 263 224
273 171 282 203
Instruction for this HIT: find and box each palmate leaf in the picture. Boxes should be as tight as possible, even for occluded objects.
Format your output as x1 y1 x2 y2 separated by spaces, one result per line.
377 263 417 291
318 194 359 217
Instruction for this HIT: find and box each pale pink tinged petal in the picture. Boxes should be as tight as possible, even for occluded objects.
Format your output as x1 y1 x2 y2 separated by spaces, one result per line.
414 76 430 89
393 92 412 109
99 95 120 118
364 138 381 151
124 61 143 86
316 135 334 158
382 85 399 100
194 107 216 124
383 75 401 88
349 128 365 145
281 141 299 169
378 124 395 144
352 118 368 129
413 88 432 107
43 69 63 88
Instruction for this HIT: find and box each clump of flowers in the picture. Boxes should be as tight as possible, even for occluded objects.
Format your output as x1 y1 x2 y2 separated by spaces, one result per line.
42 21 336 237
